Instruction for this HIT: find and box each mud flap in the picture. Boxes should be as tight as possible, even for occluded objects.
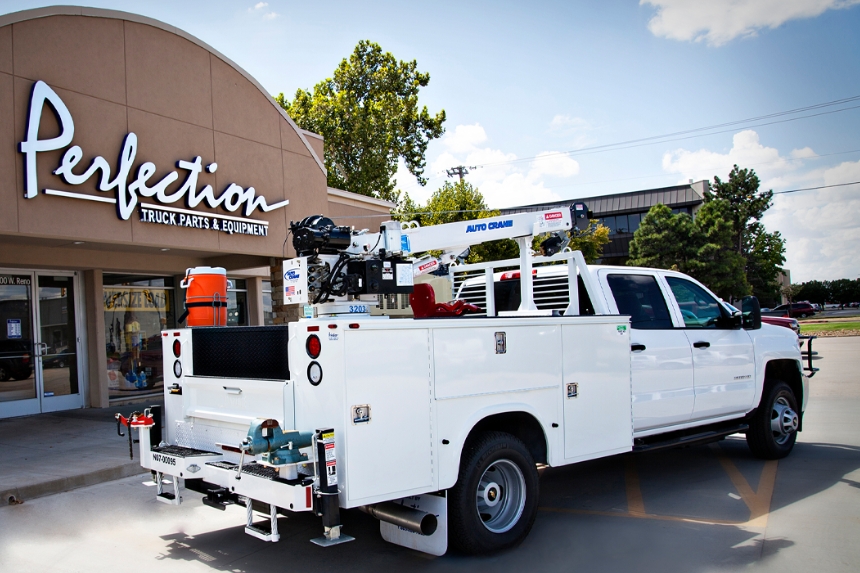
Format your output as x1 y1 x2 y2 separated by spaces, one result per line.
380 493 448 556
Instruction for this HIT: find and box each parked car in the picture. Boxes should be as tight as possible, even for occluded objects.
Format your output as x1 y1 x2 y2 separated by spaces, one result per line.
0 339 34 381
761 316 800 335
768 302 816 318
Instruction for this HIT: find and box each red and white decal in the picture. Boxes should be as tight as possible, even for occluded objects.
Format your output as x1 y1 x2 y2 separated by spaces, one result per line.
418 260 438 272
544 211 563 220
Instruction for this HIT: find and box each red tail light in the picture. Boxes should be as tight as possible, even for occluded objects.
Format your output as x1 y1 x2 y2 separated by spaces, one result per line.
306 335 321 358
172 340 181 358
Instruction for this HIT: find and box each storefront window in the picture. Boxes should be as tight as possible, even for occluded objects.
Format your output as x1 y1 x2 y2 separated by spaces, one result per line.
262 280 274 325
103 275 175 400
227 279 248 327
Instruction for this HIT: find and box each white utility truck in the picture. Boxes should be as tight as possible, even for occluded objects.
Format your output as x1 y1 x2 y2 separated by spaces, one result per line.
118 205 808 556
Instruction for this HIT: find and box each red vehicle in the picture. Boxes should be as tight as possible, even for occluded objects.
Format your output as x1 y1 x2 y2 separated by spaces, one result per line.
768 302 816 318
761 315 800 335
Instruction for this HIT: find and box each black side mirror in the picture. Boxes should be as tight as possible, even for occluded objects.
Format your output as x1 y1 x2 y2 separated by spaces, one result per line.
742 296 761 330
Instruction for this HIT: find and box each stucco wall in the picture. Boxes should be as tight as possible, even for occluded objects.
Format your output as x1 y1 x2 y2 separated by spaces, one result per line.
0 9 329 267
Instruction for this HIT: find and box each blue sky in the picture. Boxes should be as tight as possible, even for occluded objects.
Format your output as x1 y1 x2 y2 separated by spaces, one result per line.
3 0 859 282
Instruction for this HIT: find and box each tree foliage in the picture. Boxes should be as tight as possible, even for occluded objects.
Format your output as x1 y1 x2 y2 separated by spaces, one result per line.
706 165 785 303
393 181 518 264
628 165 786 302
276 40 445 202
689 199 749 300
627 205 701 274
794 278 860 305
568 220 611 264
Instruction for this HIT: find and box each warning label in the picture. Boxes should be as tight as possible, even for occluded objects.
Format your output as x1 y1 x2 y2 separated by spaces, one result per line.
324 442 336 461
326 460 338 486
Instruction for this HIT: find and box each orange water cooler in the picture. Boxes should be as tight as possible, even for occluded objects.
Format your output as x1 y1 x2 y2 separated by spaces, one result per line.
180 266 228 326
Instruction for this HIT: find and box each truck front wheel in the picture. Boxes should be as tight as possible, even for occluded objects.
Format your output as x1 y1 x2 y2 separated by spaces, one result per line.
448 431 539 554
746 381 799 459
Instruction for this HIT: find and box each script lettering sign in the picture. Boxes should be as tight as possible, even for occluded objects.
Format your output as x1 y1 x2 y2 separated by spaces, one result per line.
18 81 288 236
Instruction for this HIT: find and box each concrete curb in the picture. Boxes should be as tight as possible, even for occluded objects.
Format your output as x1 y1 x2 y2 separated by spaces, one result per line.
3 462 147 505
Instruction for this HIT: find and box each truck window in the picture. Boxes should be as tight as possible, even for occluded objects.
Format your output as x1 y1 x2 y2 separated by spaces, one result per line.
665 277 725 328
606 274 673 329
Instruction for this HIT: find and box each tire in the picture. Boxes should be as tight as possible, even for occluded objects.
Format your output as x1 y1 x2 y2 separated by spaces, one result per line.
746 381 799 459
448 431 539 554
799 313 808 318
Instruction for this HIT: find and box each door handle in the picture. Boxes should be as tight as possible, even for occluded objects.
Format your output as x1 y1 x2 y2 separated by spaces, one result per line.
36 342 48 356
693 341 711 348
631 343 646 352
223 386 242 395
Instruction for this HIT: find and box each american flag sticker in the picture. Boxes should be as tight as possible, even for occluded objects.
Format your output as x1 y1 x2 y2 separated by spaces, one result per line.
285 286 296 296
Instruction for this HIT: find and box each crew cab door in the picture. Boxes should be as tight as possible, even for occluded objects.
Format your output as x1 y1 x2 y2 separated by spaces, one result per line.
663 276 756 420
600 271 695 431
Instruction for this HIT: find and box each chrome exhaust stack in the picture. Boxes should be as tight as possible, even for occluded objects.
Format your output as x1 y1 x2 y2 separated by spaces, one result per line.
359 502 438 536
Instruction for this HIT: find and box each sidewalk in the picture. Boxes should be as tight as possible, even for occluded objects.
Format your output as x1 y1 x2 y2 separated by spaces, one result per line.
0 400 162 504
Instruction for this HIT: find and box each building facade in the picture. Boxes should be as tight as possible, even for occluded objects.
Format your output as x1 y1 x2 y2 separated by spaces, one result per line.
0 7 391 418
502 181 709 264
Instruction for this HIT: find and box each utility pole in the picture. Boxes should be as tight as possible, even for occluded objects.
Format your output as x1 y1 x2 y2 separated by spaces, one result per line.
446 165 475 181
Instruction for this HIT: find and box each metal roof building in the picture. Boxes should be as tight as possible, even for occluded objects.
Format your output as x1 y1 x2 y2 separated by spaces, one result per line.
502 180 709 264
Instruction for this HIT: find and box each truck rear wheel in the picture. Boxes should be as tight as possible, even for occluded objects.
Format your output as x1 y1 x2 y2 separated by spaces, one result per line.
448 431 539 554
746 381 799 459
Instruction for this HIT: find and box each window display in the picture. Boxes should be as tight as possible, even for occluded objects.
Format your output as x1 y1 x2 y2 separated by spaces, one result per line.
104 275 175 400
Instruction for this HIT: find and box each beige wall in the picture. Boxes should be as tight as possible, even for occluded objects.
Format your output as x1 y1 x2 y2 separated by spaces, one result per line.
0 10 330 267
0 8 387 409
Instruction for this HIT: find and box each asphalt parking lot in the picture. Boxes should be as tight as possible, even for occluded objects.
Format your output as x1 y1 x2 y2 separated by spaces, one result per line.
1 337 858 572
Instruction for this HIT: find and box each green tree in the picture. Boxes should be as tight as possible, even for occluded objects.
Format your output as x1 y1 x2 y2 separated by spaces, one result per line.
690 199 749 300
627 205 702 274
394 181 518 264
795 280 829 306
567 220 611 264
276 40 445 202
706 165 785 302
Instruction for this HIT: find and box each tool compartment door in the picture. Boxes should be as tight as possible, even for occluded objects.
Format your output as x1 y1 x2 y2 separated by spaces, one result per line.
343 328 433 505
562 322 632 461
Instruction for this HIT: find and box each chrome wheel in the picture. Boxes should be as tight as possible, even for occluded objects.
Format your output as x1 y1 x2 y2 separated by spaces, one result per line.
475 459 526 533
771 397 799 445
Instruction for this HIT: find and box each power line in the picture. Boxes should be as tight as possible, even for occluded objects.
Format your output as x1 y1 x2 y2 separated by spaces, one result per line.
475 102 860 169
773 181 860 195
331 179 860 220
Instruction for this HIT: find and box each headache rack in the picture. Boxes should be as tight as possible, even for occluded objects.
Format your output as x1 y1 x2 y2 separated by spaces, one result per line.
449 250 605 317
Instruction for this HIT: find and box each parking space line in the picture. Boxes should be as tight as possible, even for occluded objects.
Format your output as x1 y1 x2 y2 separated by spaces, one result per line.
624 456 646 516
710 443 778 529
541 446 779 529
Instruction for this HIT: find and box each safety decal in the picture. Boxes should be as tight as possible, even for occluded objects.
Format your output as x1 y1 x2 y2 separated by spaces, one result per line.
617 325 627 335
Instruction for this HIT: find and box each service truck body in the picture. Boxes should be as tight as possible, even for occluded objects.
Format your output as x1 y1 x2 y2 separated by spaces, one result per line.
123 206 810 555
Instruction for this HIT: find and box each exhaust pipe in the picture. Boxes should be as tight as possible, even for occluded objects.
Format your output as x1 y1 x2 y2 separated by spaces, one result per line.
359 502 438 536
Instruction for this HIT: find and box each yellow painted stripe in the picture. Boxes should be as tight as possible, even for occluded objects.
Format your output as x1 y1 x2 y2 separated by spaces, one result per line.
624 456 646 516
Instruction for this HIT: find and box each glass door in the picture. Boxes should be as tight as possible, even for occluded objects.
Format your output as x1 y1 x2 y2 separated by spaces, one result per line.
0 271 83 417
0 273 38 417
36 274 83 413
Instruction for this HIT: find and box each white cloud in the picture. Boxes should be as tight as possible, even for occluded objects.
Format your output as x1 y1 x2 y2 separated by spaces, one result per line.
764 159 860 282
661 131 860 282
529 152 580 179
263 12 279 20
642 0 860 46
549 115 589 131
399 124 584 209
252 2 268 9
662 130 798 184
441 123 488 153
